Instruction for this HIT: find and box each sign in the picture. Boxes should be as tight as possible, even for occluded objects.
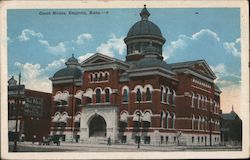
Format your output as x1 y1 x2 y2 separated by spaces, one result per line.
24 97 43 117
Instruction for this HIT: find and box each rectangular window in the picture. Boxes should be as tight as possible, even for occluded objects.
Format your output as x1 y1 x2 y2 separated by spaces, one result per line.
144 136 150 144
161 136 164 144
121 136 127 143
166 136 169 144
174 136 176 142
192 136 194 143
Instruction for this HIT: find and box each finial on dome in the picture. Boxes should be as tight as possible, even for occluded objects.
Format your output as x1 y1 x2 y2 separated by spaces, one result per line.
140 4 150 20
72 53 74 58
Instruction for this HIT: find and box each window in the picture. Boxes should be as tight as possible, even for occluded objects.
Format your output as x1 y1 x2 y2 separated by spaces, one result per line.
172 113 176 129
166 88 170 104
90 74 93 82
192 115 195 130
94 73 98 81
191 92 195 108
198 137 200 143
165 112 169 128
96 89 101 103
161 136 164 144
74 122 80 128
192 137 194 143
105 89 110 103
166 136 169 144
136 89 142 102
104 72 108 81
197 94 200 108
145 88 151 101
201 137 204 143
144 136 150 144
99 73 103 81
75 99 81 107
174 136 176 143
160 87 164 102
172 90 176 105
121 136 127 143
122 89 129 103
143 121 150 128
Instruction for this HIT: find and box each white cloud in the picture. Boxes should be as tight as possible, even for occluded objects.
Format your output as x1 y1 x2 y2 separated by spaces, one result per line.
78 53 95 63
192 29 220 42
164 29 220 58
223 38 241 57
211 63 226 74
39 40 67 55
75 33 92 45
13 59 68 92
18 29 43 41
96 33 126 57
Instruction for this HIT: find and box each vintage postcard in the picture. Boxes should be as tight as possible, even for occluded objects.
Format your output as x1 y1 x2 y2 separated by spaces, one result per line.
0 0 249 159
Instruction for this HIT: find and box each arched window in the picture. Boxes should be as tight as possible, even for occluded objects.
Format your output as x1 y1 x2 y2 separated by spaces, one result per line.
200 96 203 108
94 73 98 81
99 73 103 81
197 94 200 109
172 113 176 129
90 74 93 82
165 111 170 128
145 88 151 101
191 92 195 108
104 72 108 81
166 87 170 104
122 89 129 103
172 90 176 105
96 89 101 103
198 116 201 130
160 87 164 102
160 111 165 128
136 88 142 102
105 89 110 103
192 115 195 130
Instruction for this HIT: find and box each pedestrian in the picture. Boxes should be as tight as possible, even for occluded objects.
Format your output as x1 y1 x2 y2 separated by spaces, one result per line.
107 137 111 145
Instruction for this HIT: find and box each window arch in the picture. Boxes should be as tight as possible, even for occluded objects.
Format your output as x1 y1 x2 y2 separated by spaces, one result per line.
90 73 94 82
197 94 200 109
104 72 109 81
95 88 101 103
197 116 201 130
122 89 129 103
105 88 110 103
94 73 98 81
99 72 103 81
145 87 152 101
160 111 165 128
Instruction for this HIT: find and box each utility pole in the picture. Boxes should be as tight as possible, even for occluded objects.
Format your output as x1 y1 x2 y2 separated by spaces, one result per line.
13 73 21 152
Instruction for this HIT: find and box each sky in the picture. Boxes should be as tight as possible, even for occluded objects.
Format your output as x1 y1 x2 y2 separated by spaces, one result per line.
7 7 241 115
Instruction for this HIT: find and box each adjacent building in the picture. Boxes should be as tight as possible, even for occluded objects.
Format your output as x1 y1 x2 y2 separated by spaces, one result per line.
8 75 52 142
220 107 242 146
50 6 222 146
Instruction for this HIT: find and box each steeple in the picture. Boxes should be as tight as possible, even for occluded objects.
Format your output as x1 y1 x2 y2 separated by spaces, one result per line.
140 5 150 20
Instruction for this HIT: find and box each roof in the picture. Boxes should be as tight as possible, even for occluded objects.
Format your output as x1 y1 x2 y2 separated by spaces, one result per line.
221 111 240 121
131 57 172 71
53 67 82 79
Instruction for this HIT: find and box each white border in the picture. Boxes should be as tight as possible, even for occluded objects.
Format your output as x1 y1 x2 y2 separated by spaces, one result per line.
0 0 249 159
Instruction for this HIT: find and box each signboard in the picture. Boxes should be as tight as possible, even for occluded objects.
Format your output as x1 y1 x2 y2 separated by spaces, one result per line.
24 97 43 117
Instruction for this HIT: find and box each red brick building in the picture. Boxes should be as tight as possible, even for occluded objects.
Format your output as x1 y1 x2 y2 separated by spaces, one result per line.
8 75 51 142
50 6 222 146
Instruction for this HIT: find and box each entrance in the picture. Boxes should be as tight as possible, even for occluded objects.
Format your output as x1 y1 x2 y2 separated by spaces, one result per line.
89 115 107 137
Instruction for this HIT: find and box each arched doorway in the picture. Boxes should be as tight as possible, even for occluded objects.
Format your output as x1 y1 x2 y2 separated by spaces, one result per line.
89 115 107 137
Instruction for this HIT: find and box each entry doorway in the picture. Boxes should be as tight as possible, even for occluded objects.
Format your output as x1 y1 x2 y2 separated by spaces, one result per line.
89 115 107 137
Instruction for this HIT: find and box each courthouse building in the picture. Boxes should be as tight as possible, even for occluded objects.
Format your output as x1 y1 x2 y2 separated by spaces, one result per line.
50 6 222 145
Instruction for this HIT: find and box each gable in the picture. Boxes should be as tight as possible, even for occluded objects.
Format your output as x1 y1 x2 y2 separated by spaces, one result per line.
81 53 115 65
190 61 216 79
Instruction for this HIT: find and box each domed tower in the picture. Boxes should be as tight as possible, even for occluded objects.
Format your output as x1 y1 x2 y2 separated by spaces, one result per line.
124 5 166 61
51 54 82 80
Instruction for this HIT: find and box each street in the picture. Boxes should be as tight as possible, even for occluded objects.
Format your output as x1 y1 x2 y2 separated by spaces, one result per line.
8 142 242 152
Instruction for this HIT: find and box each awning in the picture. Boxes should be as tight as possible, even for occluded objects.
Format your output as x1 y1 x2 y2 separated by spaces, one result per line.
59 114 68 123
75 90 83 100
120 112 128 123
52 114 60 122
142 112 151 122
84 90 93 98
61 92 69 102
74 113 81 122
133 112 142 122
53 94 61 102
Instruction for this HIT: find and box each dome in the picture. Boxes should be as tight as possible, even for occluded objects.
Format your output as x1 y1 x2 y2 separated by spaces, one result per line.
65 54 79 66
53 67 82 79
131 57 171 70
127 20 163 38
